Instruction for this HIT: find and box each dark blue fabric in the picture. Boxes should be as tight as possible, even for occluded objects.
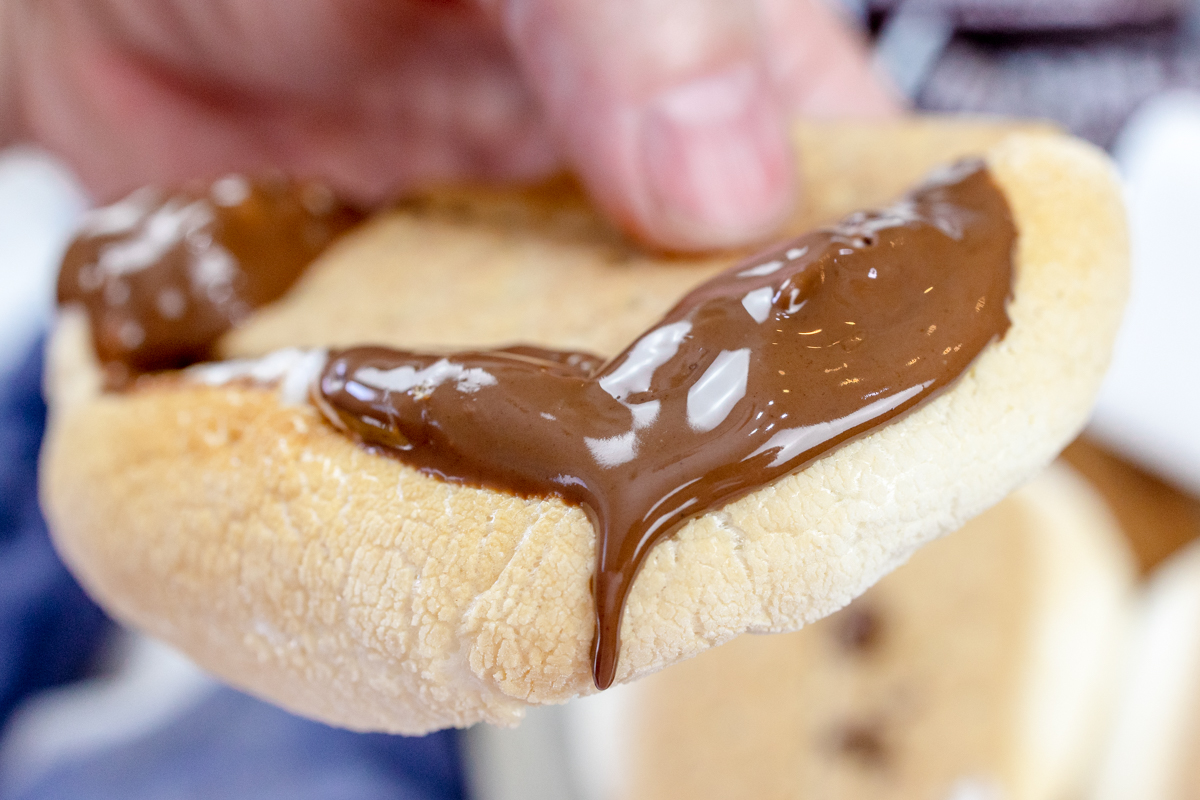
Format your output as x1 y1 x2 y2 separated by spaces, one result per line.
0 339 110 730
0 339 467 800
12 688 466 800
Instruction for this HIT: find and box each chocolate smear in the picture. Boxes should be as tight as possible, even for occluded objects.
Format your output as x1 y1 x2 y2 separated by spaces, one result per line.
58 176 360 386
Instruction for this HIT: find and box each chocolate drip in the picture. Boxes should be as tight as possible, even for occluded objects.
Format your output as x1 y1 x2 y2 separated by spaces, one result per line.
58 176 360 386
314 161 1016 689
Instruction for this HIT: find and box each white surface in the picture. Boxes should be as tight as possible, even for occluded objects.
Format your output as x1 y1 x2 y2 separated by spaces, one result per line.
563 684 640 800
0 147 86 373
460 680 641 800
1092 91 1200 495
1091 541 1200 800
1016 465 1135 800
461 705 582 800
0 632 216 796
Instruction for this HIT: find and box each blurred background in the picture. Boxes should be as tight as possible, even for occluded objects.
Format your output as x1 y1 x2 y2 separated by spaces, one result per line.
3 0 1200 798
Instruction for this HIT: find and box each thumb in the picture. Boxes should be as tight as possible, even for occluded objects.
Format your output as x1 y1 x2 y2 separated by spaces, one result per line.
487 0 795 251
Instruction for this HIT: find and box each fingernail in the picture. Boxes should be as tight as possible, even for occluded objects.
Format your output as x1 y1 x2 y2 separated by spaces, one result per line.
640 64 794 248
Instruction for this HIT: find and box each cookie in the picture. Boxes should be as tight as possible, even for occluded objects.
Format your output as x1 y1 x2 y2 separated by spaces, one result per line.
42 121 1127 733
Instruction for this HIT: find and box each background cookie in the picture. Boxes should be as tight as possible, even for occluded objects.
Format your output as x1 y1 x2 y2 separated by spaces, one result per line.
490 464 1134 800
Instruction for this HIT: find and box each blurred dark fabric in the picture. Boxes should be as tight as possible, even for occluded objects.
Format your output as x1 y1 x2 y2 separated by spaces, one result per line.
918 23 1200 147
11 688 466 800
868 0 1200 148
868 0 1184 30
0 340 110 732
0 339 466 799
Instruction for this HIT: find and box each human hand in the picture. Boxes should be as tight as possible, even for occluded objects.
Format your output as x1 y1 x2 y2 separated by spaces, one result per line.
2 0 897 250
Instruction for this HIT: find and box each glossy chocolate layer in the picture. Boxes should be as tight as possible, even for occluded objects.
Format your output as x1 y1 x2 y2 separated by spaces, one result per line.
58 176 359 386
314 161 1016 689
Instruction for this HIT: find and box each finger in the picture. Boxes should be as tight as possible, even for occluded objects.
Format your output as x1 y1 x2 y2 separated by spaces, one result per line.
757 0 903 118
13 0 560 203
487 0 796 251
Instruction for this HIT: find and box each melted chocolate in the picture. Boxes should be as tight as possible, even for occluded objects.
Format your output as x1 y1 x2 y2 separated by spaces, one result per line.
314 161 1016 689
58 176 360 385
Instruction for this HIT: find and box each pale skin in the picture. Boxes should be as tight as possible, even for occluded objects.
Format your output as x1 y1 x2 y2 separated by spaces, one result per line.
0 0 898 251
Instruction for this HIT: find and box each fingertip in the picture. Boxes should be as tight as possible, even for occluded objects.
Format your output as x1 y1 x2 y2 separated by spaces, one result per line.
634 63 796 251
490 0 796 252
